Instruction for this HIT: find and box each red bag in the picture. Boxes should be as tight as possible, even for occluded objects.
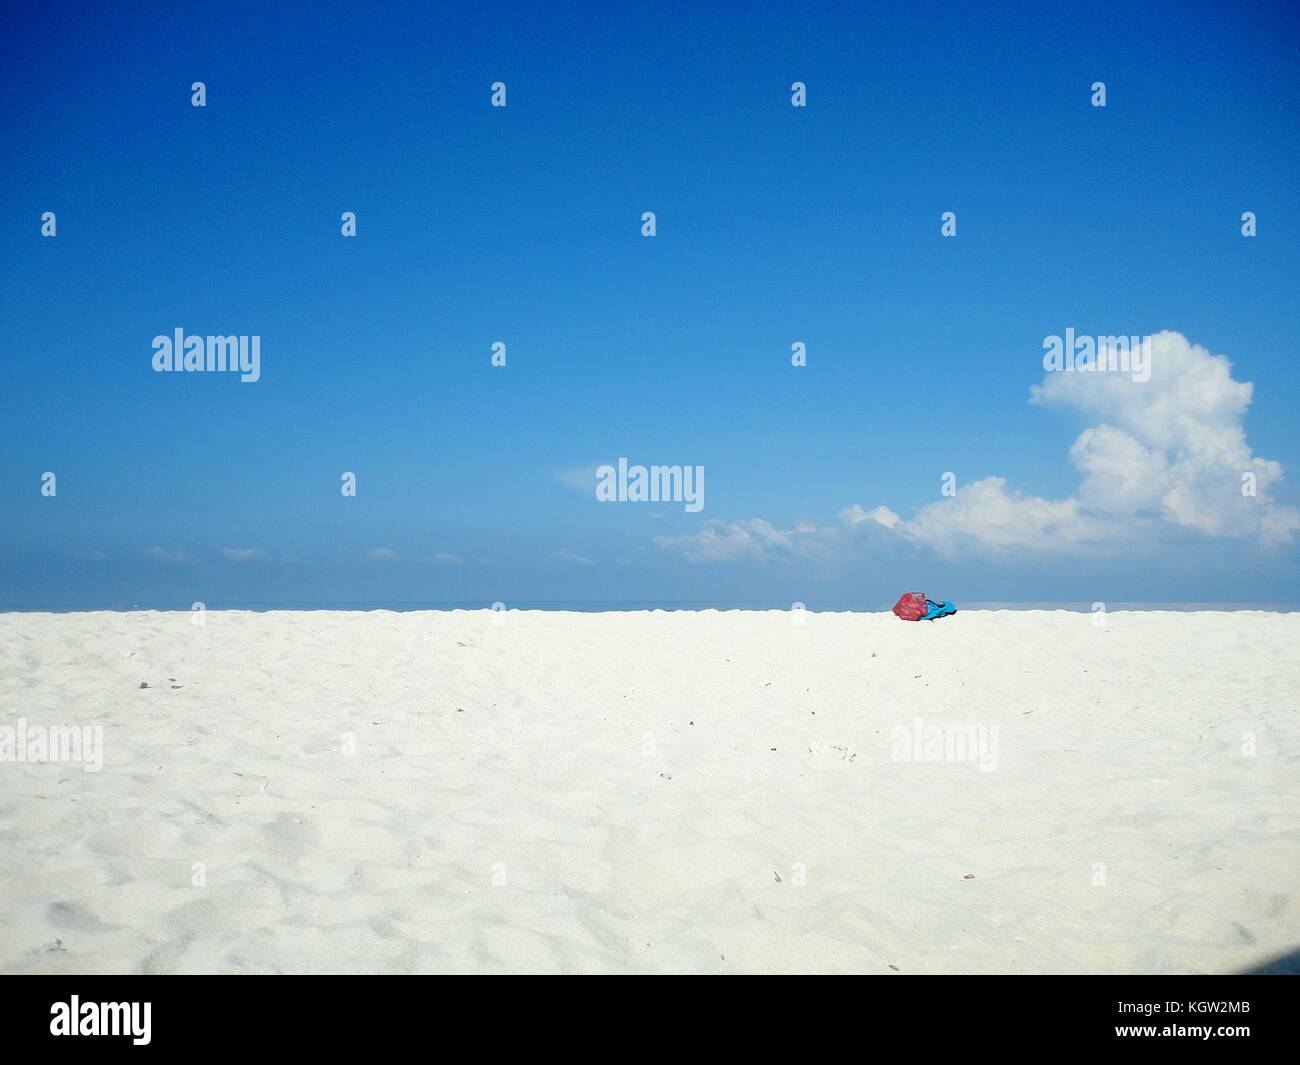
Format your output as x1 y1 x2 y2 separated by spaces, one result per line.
892 592 928 621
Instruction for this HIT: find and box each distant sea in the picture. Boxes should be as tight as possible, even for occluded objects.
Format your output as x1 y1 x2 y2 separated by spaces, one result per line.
2 601 1297 614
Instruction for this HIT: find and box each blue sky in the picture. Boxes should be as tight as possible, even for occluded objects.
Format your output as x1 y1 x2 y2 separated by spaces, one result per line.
2 0 1299 608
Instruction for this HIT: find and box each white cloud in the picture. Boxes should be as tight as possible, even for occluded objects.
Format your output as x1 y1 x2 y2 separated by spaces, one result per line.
1025 330 1298 545
903 477 1110 554
549 548 595 566
883 331 1298 554
656 518 801 563
368 547 398 560
1068 425 1169 515
656 332 1297 562
432 552 463 564
657 504 910 564
68 549 107 561
144 546 193 562
219 547 262 562
840 504 902 529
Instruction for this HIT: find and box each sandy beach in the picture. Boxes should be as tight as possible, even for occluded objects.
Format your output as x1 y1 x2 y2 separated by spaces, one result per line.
0 608 1296 974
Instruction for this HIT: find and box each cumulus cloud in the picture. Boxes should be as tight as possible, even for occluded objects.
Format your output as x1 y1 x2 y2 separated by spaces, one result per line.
656 332 1297 563
903 477 1111 554
840 504 902 529
889 331 1299 553
368 547 398 560
219 547 262 562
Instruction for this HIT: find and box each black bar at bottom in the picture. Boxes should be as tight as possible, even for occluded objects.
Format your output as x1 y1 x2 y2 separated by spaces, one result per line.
3 974 1292 1052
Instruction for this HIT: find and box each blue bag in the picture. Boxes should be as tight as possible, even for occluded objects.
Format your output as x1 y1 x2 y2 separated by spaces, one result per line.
920 598 957 621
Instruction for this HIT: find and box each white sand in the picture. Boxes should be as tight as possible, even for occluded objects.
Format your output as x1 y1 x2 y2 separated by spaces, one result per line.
0 608 1296 974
